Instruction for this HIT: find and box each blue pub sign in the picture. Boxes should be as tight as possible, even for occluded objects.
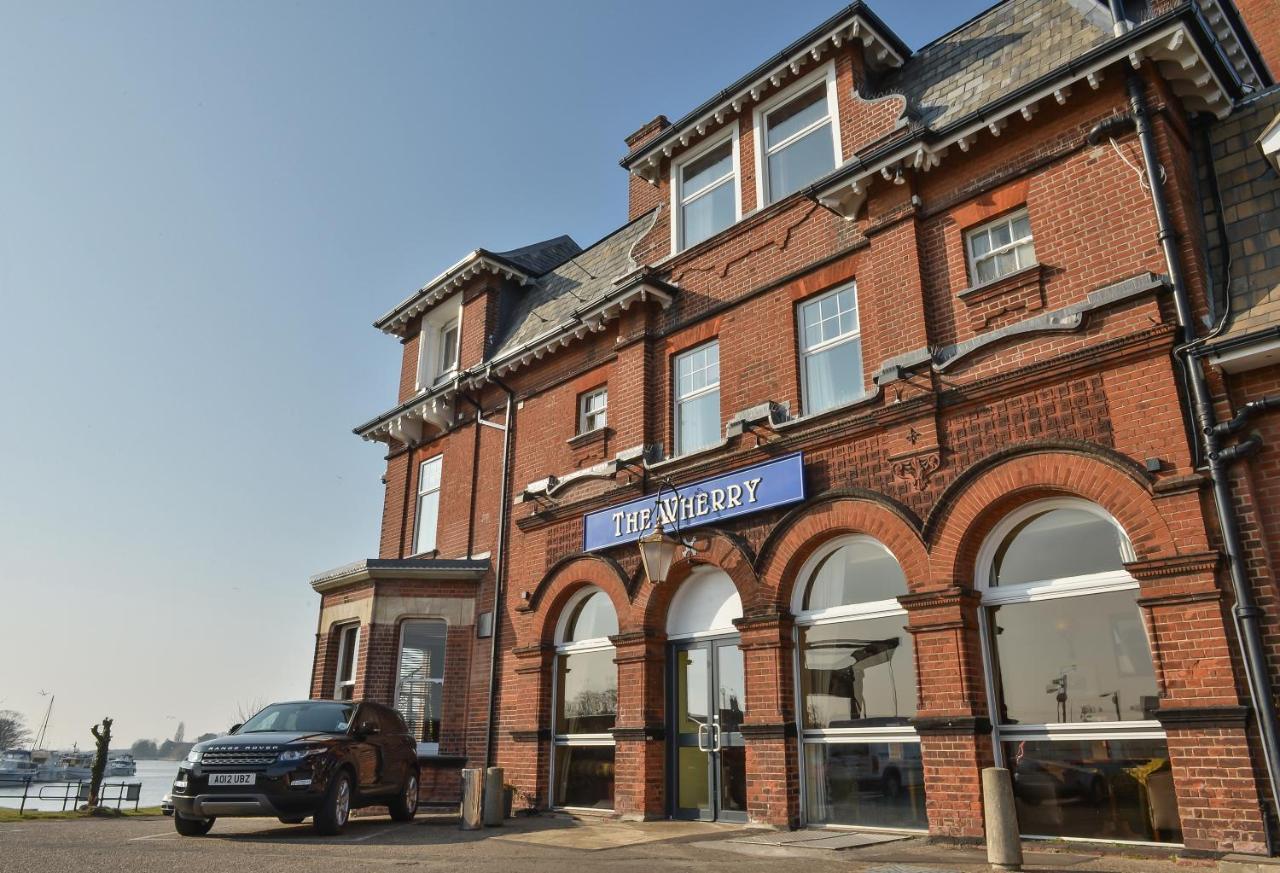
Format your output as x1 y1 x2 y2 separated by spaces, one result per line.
583 453 806 552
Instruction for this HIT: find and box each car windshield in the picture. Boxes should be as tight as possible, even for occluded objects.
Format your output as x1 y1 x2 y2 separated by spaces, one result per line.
238 702 356 734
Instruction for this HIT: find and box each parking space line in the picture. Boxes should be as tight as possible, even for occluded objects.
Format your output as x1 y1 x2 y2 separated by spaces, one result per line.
345 824 402 842
129 830 178 841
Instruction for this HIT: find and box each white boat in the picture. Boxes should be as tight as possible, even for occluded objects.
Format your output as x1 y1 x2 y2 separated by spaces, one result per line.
0 749 38 784
106 753 136 777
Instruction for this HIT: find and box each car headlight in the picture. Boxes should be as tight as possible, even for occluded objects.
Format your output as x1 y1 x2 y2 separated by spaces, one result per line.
278 747 325 762
186 749 203 763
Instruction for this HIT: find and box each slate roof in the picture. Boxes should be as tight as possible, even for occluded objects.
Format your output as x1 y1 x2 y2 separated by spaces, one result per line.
491 211 658 358
875 0 1114 131
492 235 583 276
1203 85 1280 341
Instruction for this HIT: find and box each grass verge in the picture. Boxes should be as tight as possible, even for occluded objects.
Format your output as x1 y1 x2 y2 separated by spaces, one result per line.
0 806 164 822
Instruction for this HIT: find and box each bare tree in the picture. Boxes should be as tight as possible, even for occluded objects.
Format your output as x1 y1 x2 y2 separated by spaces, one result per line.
0 710 32 750
233 698 267 728
173 721 185 744
87 717 113 809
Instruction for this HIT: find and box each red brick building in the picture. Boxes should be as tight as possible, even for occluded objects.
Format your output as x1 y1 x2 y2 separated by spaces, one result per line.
309 0 1280 856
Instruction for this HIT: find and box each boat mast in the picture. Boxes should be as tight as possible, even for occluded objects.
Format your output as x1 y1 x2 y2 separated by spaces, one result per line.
32 695 53 751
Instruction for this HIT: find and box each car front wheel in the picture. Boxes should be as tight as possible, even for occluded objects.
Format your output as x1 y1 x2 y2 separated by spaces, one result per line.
313 770 353 836
388 770 419 822
174 813 215 836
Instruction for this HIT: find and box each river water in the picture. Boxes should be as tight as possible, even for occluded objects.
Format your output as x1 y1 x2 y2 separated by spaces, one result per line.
0 759 180 811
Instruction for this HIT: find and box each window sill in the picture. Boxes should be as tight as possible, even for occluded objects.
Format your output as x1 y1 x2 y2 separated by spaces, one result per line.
567 427 611 449
957 262 1045 333
782 391 877 428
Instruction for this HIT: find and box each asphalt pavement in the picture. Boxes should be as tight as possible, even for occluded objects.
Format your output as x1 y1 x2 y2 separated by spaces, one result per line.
0 811 1248 873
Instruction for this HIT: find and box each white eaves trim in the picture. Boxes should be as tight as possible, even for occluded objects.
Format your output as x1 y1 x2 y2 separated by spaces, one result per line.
628 13 903 182
376 251 532 337
357 278 674 445
1196 0 1264 91
816 21 1237 218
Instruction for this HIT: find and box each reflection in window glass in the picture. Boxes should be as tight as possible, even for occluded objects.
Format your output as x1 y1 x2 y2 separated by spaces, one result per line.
989 590 1159 725
680 140 736 250
992 508 1126 586
563 590 618 643
396 620 447 745
674 342 721 455
804 742 927 829
554 745 614 809
764 83 835 204
1007 738 1181 843
800 616 915 728
803 540 907 611
556 649 618 734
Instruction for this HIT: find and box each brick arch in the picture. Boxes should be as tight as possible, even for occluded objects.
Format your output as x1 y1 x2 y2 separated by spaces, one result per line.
755 490 929 611
523 553 632 647
635 527 761 634
926 447 1178 588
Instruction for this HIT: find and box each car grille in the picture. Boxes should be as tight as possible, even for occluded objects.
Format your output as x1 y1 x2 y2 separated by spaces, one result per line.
201 748 279 771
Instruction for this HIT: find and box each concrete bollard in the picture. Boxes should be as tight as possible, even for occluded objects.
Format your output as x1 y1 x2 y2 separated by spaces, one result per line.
460 768 483 830
482 767 505 827
982 767 1023 871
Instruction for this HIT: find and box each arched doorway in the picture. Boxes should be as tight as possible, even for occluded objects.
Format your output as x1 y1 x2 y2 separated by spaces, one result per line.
666 566 746 822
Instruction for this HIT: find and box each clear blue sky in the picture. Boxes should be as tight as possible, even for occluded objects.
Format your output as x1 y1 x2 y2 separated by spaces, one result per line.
0 0 990 749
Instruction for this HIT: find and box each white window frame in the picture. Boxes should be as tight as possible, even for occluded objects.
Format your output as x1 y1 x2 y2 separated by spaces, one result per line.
550 587 617 811
578 387 608 435
975 499 1167 783
396 618 447 756
673 340 721 457
333 623 361 700
753 62 843 208
413 455 443 556
797 282 865 416
964 209 1037 286
415 294 463 392
670 128 742 254
790 536 924 830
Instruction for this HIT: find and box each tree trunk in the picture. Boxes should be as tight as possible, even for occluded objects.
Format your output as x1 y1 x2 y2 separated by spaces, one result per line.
87 717 113 810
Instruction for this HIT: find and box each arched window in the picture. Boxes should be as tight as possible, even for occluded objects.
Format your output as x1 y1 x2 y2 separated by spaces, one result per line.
792 536 925 830
552 587 618 810
977 498 1180 844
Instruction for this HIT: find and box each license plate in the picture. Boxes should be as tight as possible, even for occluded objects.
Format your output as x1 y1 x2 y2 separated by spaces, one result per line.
208 773 255 787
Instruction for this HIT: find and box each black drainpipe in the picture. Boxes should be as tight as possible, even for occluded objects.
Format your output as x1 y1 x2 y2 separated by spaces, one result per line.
483 378 517 770
1125 70 1280 843
457 392 485 559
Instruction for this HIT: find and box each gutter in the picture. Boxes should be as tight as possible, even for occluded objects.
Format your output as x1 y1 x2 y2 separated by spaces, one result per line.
803 4 1239 206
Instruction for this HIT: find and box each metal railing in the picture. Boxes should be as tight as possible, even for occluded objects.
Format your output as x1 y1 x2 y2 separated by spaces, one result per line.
0 778 142 813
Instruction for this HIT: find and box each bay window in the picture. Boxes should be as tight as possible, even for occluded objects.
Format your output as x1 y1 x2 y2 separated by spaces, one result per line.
794 536 926 830
978 499 1180 844
552 587 619 810
396 619 447 754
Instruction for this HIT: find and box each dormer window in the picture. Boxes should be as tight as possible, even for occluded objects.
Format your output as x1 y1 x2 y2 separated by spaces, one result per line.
673 132 740 252
435 319 459 385
756 64 841 205
416 295 463 391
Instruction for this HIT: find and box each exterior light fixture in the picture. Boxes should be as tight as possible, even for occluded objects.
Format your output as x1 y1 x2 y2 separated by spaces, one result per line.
636 478 705 585
638 521 682 586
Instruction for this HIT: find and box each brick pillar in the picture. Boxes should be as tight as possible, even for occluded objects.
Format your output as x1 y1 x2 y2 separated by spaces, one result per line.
508 642 556 811
611 631 667 820
901 586 992 840
736 610 799 828
1130 553 1271 855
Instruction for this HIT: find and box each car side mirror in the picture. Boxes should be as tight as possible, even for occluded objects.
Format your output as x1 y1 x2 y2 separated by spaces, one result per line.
228 723 242 735
358 720 379 736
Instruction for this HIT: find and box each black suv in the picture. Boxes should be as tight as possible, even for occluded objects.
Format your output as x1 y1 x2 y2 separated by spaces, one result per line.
171 699 419 836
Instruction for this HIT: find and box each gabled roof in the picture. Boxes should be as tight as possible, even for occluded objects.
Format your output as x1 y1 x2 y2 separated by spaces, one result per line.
374 234 583 336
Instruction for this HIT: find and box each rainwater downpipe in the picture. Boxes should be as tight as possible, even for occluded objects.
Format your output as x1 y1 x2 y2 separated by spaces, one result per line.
1125 70 1280 844
483 378 517 770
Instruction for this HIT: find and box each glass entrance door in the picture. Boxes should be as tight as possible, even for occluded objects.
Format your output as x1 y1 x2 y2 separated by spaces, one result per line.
670 636 747 822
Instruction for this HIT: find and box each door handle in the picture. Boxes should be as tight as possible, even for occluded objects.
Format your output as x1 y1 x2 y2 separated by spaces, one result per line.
697 723 711 752
711 723 722 752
